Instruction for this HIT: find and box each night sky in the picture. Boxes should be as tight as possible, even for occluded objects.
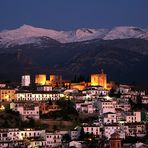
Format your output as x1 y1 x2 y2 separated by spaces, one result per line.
0 0 148 31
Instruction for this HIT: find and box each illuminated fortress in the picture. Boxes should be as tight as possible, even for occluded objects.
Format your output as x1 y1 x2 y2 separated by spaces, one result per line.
33 69 110 90
91 70 107 89
35 74 63 87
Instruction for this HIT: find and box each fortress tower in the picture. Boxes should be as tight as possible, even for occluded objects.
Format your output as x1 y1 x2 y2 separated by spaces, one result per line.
35 74 46 85
91 69 107 89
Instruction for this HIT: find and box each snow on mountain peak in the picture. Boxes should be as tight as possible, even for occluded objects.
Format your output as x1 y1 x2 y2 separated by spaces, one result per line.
0 25 65 46
20 24 35 29
0 25 148 47
74 28 109 40
103 26 145 40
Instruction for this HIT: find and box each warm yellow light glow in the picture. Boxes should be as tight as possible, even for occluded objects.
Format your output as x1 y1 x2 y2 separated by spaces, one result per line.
91 71 107 89
104 95 112 100
0 105 5 111
0 89 16 101
71 84 85 91
60 94 64 98
35 74 46 85
91 74 99 86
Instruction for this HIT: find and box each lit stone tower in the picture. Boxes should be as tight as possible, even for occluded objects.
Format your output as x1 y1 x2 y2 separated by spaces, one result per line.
21 75 30 86
50 75 62 83
98 69 107 89
91 69 107 89
35 74 46 85
91 74 99 86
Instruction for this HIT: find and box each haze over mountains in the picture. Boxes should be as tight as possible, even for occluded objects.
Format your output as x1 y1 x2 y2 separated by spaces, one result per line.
0 25 148 84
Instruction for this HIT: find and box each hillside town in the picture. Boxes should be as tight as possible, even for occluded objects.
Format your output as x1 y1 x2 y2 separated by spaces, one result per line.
0 70 147 148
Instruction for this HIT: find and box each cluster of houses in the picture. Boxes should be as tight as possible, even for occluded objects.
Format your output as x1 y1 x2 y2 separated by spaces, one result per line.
0 74 147 147
0 128 82 148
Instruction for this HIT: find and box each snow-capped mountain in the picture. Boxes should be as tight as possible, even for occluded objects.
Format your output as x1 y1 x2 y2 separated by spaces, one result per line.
0 24 148 47
103 26 146 40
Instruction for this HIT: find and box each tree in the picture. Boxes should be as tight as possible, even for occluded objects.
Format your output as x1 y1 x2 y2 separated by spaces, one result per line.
48 99 52 105
84 132 94 142
79 127 85 140
3 120 9 128
116 90 121 98
53 125 57 131
62 134 71 143
136 95 142 109
108 88 116 97
5 104 10 113
128 98 136 110
27 118 35 128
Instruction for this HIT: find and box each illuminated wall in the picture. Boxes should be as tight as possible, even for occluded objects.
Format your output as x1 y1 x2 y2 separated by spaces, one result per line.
71 83 86 91
98 73 107 89
91 71 107 89
91 74 99 86
50 75 62 83
35 74 46 85
0 89 16 101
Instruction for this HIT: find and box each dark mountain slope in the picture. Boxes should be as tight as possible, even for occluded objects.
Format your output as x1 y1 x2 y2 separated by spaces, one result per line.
0 38 148 83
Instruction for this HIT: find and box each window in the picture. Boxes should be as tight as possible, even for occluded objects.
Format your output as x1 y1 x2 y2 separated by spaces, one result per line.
3 133 7 137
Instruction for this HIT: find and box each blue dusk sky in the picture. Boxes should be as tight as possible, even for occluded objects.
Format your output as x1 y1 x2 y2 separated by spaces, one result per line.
0 0 148 31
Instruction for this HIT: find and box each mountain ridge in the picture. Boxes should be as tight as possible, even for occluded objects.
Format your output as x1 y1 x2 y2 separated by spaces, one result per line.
0 38 148 83
0 25 148 47
0 25 148 83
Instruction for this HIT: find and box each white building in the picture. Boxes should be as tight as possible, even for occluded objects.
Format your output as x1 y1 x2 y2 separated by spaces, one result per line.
99 100 117 114
119 84 131 94
69 141 84 148
142 96 148 104
28 140 46 148
126 112 141 123
21 75 30 87
13 103 40 120
103 113 117 124
0 128 45 147
16 91 64 101
0 84 6 88
19 129 45 140
124 123 146 137
83 125 101 136
76 101 96 113
37 85 52 92
46 132 62 147
82 87 108 96
104 124 121 139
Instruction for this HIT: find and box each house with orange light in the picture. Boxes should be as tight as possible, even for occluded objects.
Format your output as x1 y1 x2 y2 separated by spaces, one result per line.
0 88 16 101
